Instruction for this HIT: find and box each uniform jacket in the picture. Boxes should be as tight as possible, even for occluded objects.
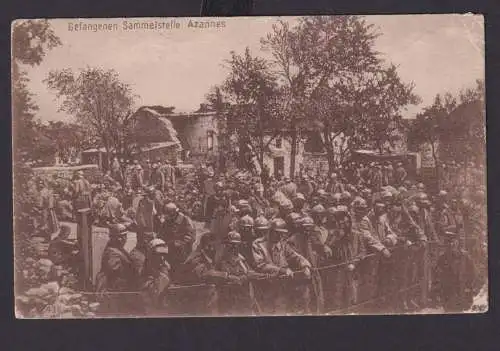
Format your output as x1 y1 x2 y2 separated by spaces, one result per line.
159 212 196 264
252 237 311 275
369 213 398 246
351 215 386 253
97 245 138 292
135 197 157 232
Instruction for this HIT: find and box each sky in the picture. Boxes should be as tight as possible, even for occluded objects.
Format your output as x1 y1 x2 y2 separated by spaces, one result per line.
23 15 484 122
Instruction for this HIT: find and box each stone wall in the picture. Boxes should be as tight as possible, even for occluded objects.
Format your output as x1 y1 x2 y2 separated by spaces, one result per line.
33 165 102 184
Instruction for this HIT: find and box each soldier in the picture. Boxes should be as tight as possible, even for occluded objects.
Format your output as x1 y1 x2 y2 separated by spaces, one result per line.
394 162 408 187
414 193 438 242
371 164 384 193
71 170 92 212
254 216 270 240
178 232 223 315
433 232 479 312
149 162 166 193
159 202 196 280
131 163 145 192
310 205 328 245
135 186 158 245
292 193 307 215
369 201 398 248
96 224 142 316
237 215 256 267
340 191 352 207
290 216 327 313
326 173 345 194
141 238 171 314
160 159 176 190
36 179 60 237
383 162 394 186
216 231 264 315
434 190 457 243
324 206 366 310
252 218 312 314
351 197 391 257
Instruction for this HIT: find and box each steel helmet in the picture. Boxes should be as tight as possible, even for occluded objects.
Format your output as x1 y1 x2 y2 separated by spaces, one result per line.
311 204 326 215
352 197 368 210
109 223 128 237
224 231 242 244
301 216 315 228
293 192 306 202
254 216 270 230
164 202 179 215
148 238 169 254
238 214 255 228
317 189 327 197
341 191 352 201
287 212 303 225
270 218 289 233
335 205 350 215
279 199 294 211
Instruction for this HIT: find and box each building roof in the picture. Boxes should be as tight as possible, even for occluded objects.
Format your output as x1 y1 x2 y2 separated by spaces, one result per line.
138 141 180 152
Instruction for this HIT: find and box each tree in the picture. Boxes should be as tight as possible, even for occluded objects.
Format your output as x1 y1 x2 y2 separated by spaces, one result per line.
12 20 61 157
262 16 419 174
218 48 284 172
205 86 232 171
39 121 90 163
45 67 137 169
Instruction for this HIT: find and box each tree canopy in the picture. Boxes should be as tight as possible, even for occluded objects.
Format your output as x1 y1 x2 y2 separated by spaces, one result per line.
45 67 137 164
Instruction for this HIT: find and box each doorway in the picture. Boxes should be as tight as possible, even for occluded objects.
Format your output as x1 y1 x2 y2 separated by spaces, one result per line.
273 156 285 178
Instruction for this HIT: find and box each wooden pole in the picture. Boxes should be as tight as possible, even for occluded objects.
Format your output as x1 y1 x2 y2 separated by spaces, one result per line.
76 208 93 291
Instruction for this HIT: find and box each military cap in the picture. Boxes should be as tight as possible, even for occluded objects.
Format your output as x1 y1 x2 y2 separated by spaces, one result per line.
224 231 242 244
270 218 288 233
352 197 368 209
254 216 270 230
148 238 169 254
301 217 315 228
239 215 254 227
109 223 128 237
311 204 326 215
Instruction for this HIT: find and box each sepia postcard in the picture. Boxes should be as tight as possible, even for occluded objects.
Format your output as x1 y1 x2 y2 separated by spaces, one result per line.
12 15 486 318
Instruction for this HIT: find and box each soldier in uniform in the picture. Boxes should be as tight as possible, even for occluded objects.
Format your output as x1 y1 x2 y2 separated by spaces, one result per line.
326 173 345 194
252 218 312 314
414 193 438 242
159 202 196 281
149 163 166 193
141 238 171 314
434 190 457 243
71 170 92 213
351 197 391 257
394 162 408 187
237 215 256 267
254 216 270 240
433 232 479 312
131 163 145 192
96 224 142 316
216 231 265 315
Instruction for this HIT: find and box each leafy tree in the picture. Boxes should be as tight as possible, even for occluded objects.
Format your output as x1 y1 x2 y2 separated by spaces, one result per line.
12 19 61 158
218 48 285 172
262 16 419 173
38 121 90 163
45 67 137 169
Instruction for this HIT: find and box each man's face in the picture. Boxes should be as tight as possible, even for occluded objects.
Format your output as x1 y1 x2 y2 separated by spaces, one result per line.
225 243 240 256
269 230 282 243
390 205 402 215
204 241 216 258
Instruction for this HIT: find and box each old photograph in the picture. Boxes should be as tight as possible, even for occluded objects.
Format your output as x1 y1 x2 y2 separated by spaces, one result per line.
12 15 486 318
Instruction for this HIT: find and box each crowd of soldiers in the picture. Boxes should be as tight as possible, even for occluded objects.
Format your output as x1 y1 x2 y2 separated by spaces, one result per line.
34 156 487 316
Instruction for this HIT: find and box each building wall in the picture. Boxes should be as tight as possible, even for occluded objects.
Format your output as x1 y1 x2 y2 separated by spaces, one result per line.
172 113 219 156
262 136 305 178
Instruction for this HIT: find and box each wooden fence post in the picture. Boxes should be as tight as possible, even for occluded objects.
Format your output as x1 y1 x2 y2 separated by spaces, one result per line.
76 208 93 291
420 244 430 308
